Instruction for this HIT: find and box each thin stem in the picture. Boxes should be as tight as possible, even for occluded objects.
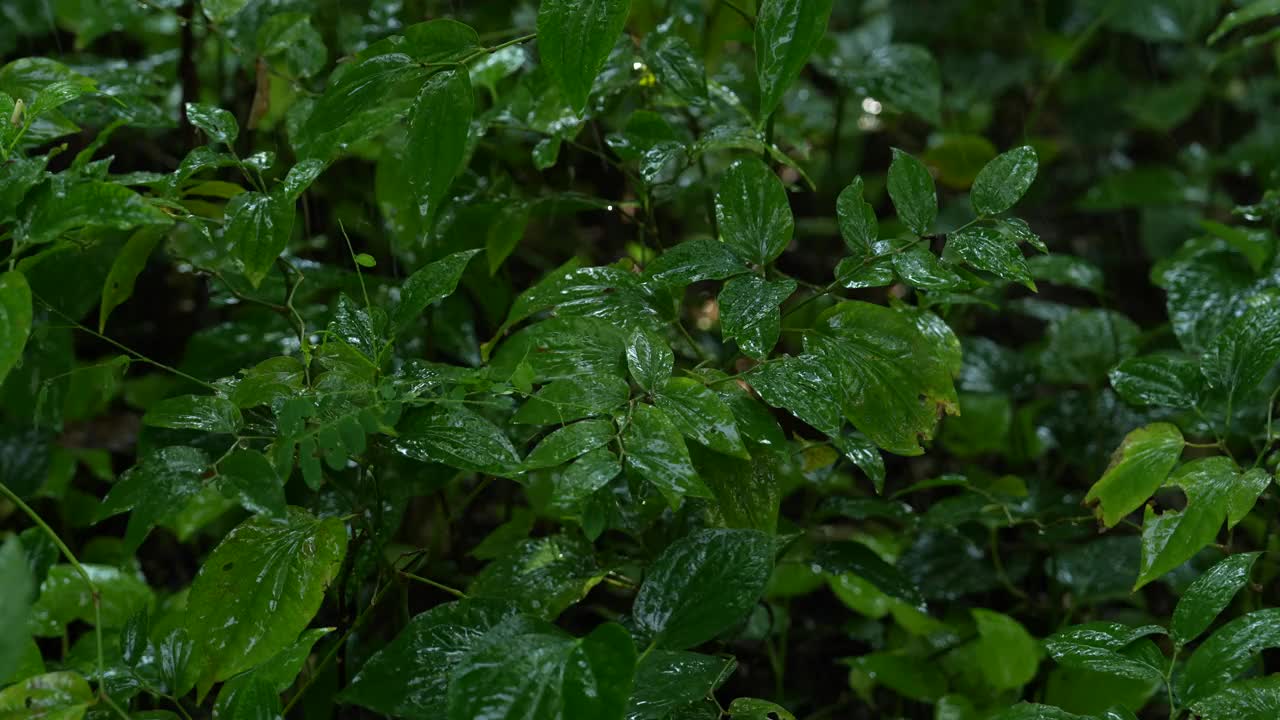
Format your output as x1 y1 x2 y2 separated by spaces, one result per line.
34 293 216 391
397 571 468 599
0 482 128 719
719 0 755 26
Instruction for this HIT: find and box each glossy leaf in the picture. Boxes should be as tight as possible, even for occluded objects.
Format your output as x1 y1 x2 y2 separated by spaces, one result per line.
1109 354 1201 409
19 180 172 245
943 225 1034 289
1084 423 1184 528
342 599 524 716
0 671 93 719
397 405 523 477
143 394 242 433
719 275 795 360
447 622 636 720
1199 292 1280 412
837 177 878 253
1043 623 1167 682
185 103 238 145
405 68 473 229
185 508 347 690
809 301 959 455
523 419 616 470
627 327 674 393
514 375 631 425
1180 608 1280 703
729 698 796 720
1171 552 1261 646
537 0 632 112
755 0 834 118
1136 457 1266 589
642 238 748 287
627 650 736 720
971 146 1039 216
1189 676 1280 720
622 403 712 505
887 149 937 236
633 528 774 649
470 534 604 619
96 446 209 551
392 249 481 333
226 191 295 288
715 158 794 266
654 377 748 459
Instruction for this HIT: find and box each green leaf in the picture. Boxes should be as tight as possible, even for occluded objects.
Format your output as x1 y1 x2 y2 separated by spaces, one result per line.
971 146 1039 216
185 103 238 145
729 698 796 720
226 191 295 288
0 537 33 681
491 317 629 382
633 528 774 649
405 68 473 230
887 149 937 236
942 225 1034 289
470 534 604 619
447 622 636 720
754 0 834 119
644 32 707 105
392 249 481 333
1179 608 1280 703
99 227 161 332
231 356 306 408
1043 622 1167 682
1109 353 1202 409
972 609 1041 690
96 446 209 551
654 377 748 459
626 327 673 393
214 450 286 518
396 405 523 477
719 275 795 360
837 177 878 253
1041 308 1139 385
809 301 958 455
1208 0 1280 43
524 419 616 470
341 599 524 716
690 445 780 534
0 271 32 387
0 671 93 719
513 375 631 425
622 403 713 506
1171 552 1261 646
29 564 152 636
202 0 250 22
1189 676 1280 720
626 650 736 720
750 354 842 436
1084 423 1184 528
297 54 424 160
186 508 347 691
1136 457 1266 589
143 394 242 433
19 180 173 245
1199 291 1280 413
256 13 327 78
812 540 924 608
715 158 795 266
643 238 749 288
537 0 632 113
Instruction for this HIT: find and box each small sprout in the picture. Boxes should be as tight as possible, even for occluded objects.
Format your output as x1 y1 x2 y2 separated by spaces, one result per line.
354 253 376 268
10 98 24 127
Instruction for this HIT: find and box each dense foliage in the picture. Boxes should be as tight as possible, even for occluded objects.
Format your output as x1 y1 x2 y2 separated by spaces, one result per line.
3 1 1280 718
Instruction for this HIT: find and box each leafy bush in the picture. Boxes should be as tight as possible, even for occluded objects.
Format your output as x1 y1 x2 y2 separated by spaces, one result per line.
2 1 1280 718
